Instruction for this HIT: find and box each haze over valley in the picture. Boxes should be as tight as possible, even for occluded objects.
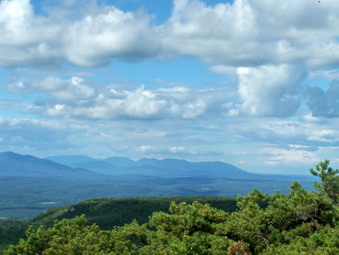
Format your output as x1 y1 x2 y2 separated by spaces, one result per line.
0 151 314 220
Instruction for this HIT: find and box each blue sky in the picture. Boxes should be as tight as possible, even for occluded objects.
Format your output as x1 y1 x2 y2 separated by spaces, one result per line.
1 0 339 174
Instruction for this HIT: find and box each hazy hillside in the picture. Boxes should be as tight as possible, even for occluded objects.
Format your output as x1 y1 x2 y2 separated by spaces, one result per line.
0 152 101 179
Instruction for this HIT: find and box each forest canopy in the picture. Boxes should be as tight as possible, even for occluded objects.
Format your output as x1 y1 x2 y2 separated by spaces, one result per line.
4 161 339 255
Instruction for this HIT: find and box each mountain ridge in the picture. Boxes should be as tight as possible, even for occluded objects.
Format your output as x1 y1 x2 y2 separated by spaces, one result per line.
0 151 103 179
1 151 313 181
47 154 252 178
45 153 312 180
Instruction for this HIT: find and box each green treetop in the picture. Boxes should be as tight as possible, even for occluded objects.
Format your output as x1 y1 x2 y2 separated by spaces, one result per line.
309 160 339 204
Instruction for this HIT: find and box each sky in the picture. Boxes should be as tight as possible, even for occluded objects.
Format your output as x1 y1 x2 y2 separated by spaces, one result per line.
1 0 339 175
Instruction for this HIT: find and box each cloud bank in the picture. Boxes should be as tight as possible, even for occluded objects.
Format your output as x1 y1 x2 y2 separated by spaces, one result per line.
9 77 230 120
1 0 339 68
1 0 339 119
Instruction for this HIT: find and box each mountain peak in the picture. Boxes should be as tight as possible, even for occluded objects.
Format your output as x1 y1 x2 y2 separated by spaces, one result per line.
1 151 21 157
0 152 100 179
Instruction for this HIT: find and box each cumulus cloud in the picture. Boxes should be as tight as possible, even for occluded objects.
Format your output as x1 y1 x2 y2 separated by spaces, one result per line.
0 0 159 68
234 64 306 116
1 0 339 68
306 80 339 117
0 0 60 68
163 0 260 65
8 76 96 100
161 0 339 68
64 6 159 66
3 0 336 119
13 77 231 120
2 0 339 170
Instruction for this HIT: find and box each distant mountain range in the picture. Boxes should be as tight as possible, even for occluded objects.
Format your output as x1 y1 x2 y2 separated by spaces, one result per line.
46 154 313 181
0 151 313 180
0 151 315 220
46 154 251 178
0 151 255 180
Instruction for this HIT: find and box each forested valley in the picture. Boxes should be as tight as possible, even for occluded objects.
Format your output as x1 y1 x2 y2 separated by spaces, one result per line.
0 160 338 254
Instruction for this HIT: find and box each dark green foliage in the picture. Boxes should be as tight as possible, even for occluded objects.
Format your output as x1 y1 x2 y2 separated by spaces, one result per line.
217 182 337 254
0 196 237 253
0 220 27 253
4 216 121 255
35 196 238 229
5 184 338 254
261 226 339 255
309 160 339 203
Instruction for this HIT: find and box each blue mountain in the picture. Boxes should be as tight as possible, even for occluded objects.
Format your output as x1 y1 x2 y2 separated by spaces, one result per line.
43 153 312 181
0 152 100 179
46 154 253 178
104 156 136 167
46 155 95 165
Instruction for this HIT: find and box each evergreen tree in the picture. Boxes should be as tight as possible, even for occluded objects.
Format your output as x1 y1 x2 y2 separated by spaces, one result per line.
309 160 339 204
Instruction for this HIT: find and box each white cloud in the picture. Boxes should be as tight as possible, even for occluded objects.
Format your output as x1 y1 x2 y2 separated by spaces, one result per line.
163 0 259 65
224 116 339 150
260 147 319 166
2 0 339 172
0 0 59 68
288 144 314 151
0 0 339 69
308 69 339 81
3 0 339 120
136 145 153 152
306 80 339 117
0 0 159 68
64 7 159 66
53 77 96 100
0 117 77 155
209 65 237 76
7 76 96 100
307 128 339 143
159 0 339 68
16 77 232 120
235 64 306 116
168 146 185 153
